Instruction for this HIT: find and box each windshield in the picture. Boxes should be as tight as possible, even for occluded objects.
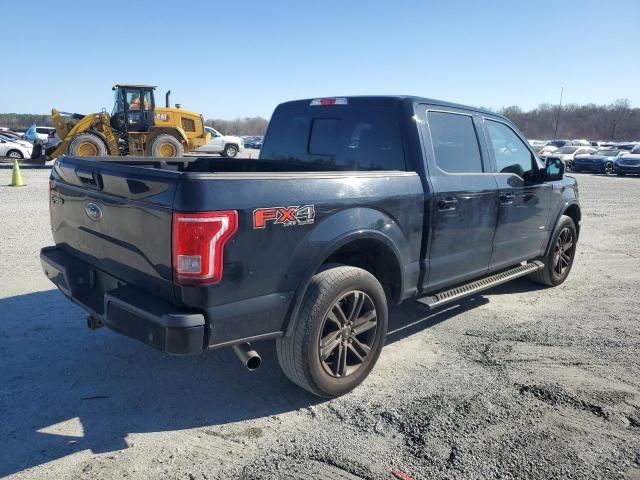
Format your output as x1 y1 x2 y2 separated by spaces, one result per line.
632 146 640 154
595 149 619 156
549 140 567 147
557 146 578 154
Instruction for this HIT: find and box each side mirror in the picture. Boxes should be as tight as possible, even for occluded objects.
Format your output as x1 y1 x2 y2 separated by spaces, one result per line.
545 157 564 181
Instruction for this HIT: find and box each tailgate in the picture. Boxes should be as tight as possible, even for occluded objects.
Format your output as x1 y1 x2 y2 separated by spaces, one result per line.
49 158 178 301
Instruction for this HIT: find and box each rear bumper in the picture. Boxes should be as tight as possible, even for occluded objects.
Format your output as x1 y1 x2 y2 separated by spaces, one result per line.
40 246 205 355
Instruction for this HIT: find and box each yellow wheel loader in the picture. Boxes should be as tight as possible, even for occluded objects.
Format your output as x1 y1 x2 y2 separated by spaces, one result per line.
35 84 210 162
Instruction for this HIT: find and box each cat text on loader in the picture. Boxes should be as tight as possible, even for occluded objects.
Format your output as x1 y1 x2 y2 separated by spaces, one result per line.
40 84 210 161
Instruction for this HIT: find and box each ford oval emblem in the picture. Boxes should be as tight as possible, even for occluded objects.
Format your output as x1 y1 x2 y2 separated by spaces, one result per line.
84 202 103 221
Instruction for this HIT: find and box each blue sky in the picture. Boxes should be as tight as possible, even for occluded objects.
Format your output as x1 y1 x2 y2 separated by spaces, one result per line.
2 0 639 119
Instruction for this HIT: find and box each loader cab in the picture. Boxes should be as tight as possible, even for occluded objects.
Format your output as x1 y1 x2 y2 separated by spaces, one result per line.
111 84 155 133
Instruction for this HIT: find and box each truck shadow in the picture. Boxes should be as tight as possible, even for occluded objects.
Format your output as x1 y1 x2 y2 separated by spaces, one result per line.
0 280 535 476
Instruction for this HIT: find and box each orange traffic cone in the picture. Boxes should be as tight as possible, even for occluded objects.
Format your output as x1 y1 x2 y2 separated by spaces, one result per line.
9 159 25 187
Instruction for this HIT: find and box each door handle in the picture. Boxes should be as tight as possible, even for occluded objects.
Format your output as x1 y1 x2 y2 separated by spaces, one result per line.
499 193 515 204
437 197 458 211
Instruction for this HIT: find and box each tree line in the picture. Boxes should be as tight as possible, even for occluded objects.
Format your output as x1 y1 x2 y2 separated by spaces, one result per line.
1 99 639 140
499 99 639 141
205 117 268 136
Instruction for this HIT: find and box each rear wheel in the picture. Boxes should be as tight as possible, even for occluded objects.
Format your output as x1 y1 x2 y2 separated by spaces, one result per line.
530 215 577 287
67 133 108 157
603 161 614 175
7 150 23 159
149 134 184 158
277 266 388 397
222 144 238 158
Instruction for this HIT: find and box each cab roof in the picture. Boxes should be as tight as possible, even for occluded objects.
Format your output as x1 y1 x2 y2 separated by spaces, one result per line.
112 84 157 90
286 95 502 119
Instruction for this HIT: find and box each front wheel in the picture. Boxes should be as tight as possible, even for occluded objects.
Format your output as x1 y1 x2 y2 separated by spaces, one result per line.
67 133 108 157
603 162 614 175
7 150 24 159
222 144 238 158
277 266 388 397
530 215 577 287
148 134 184 158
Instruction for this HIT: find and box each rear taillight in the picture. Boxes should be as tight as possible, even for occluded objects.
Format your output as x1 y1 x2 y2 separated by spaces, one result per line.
172 210 238 285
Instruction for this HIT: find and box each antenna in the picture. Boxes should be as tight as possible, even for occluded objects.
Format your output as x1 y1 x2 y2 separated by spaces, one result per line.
553 86 564 140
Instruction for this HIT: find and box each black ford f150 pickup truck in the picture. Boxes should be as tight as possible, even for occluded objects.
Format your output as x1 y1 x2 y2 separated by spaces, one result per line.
41 96 580 397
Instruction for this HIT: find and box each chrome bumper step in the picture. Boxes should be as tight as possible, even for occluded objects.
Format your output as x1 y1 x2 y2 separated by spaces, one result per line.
417 261 544 309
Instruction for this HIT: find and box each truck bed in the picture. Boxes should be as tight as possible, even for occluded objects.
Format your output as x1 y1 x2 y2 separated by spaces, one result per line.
48 155 424 351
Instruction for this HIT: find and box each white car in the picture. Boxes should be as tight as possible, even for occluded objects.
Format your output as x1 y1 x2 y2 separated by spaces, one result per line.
35 126 56 142
0 137 32 159
197 127 244 157
0 133 32 150
528 139 547 151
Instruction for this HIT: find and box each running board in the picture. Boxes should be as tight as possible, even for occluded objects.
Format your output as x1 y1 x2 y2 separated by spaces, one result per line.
417 261 544 309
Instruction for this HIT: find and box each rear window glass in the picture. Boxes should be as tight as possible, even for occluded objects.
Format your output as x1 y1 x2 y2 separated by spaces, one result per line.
260 100 406 171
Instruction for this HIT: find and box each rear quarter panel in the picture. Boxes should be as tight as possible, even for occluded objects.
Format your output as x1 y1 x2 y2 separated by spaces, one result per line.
174 171 424 341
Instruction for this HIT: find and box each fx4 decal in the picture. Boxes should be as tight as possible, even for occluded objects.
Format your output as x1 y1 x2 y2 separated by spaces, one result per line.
253 205 316 229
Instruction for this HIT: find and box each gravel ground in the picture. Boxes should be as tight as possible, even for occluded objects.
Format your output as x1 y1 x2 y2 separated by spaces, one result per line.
0 165 639 480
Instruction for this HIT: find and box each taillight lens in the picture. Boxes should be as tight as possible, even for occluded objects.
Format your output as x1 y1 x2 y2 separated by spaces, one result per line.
172 210 238 285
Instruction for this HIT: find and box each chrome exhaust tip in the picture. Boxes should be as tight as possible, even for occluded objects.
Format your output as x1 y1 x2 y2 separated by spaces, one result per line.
232 342 261 371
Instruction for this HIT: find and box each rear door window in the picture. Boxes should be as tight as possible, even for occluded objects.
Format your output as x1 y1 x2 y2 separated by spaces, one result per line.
260 99 406 171
426 111 483 173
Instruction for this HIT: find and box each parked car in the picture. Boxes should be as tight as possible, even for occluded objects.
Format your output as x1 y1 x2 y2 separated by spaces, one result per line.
542 146 596 170
41 95 579 397
571 149 625 174
0 137 32 159
547 139 574 148
614 145 640 176
0 130 23 140
34 126 56 142
528 139 547 150
196 127 244 157
615 143 638 152
572 139 591 146
537 145 559 156
243 136 263 149
0 133 33 150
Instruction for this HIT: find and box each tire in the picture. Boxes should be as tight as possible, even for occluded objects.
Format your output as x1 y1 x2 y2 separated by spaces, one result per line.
530 215 577 287
603 161 614 175
222 144 238 158
277 266 388 397
7 150 23 159
67 133 108 157
149 134 184 158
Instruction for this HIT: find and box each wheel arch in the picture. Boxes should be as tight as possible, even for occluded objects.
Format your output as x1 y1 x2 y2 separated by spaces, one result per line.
544 201 581 256
147 127 188 146
283 221 409 338
6 149 24 158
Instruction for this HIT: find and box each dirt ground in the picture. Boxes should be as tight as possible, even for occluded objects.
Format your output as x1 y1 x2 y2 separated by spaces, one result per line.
0 164 638 480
